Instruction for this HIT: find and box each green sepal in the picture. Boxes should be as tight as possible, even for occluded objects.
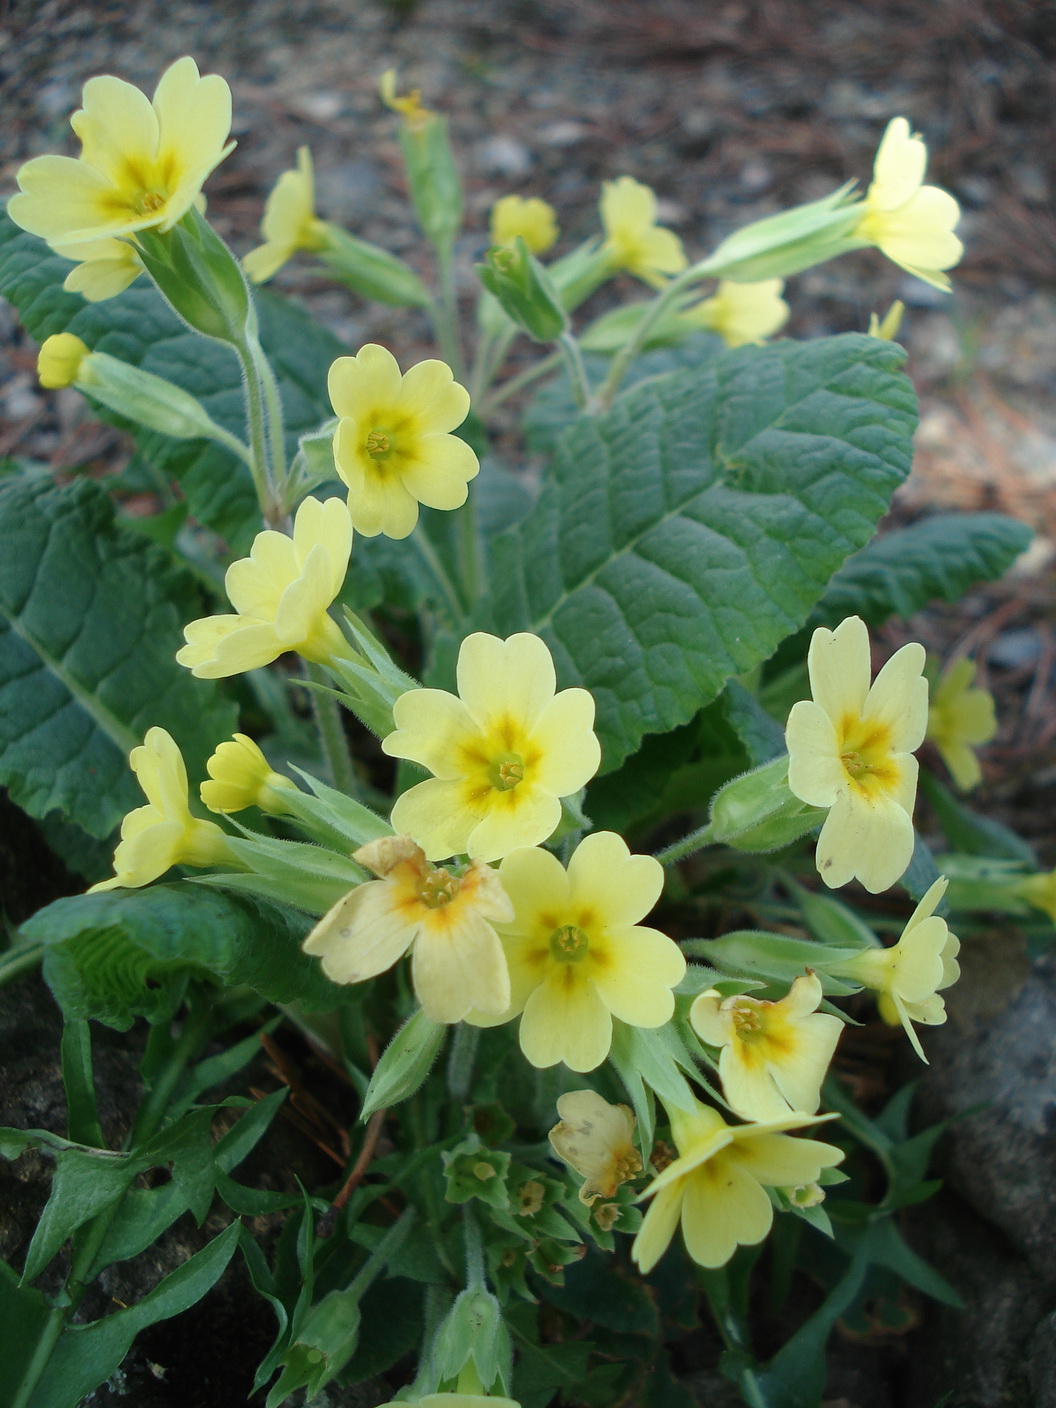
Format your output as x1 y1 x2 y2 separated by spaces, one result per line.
360 1007 446 1119
477 238 568 343
316 224 432 308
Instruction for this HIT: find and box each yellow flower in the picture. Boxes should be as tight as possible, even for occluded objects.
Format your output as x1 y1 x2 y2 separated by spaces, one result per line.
785 615 928 893
489 195 559 256
53 236 143 302
868 300 905 341
828 876 959 1061
1015 870 1056 924
548 1089 643 1204
687 278 789 347
378 68 435 130
199 733 297 815
599 176 687 287
302 835 513 1024
243 147 329 284
37 333 90 389
90 727 232 892
382 632 600 862
9 57 234 249
854 117 963 292
631 1098 843 1272
466 832 685 1071
328 344 479 540
926 656 996 791
177 496 353 678
689 973 843 1122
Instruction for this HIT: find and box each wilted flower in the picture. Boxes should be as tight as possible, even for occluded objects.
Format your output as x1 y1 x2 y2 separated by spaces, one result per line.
383 631 600 863
785 615 928 893
549 1089 643 1203
303 835 512 1024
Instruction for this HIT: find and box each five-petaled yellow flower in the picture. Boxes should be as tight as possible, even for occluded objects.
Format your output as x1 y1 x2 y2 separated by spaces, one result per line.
466 831 686 1071
785 615 928 893
926 656 996 792
177 495 353 678
383 632 600 862
303 835 513 1024
490 195 559 256
9 56 233 249
548 1089 643 1204
690 973 843 1122
599 176 687 287
329 344 479 540
630 1098 843 1272
243 147 328 284
855 117 963 292
827 876 960 1062
688 278 789 347
200 733 297 815
90 727 232 892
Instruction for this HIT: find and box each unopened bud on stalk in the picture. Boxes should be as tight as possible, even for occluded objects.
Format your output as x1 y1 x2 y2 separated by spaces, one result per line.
477 238 568 342
708 756 826 853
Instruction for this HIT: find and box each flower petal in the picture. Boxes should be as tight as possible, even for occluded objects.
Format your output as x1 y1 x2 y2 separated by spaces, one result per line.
566 830 664 928
398 433 478 510
383 689 478 778
412 910 510 1022
786 700 843 806
591 925 683 1027
730 1131 844 1187
465 786 561 861
815 787 915 893
518 973 612 1071
398 358 471 433
863 641 928 752
631 1180 684 1273
456 632 556 733
681 1158 773 1267
807 616 870 725
529 688 601 796
389 778 475 861
327 344 403 418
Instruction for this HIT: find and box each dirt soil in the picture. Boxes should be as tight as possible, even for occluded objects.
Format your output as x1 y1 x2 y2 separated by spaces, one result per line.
2 1 1056 1406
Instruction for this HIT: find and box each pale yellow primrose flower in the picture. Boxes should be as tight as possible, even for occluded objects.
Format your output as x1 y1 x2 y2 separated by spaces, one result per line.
829 876 960 1061
177 496 353 679
303 835 513 1024
855 117 963 292
926 656 996 792
9 57 233 248
383 631 600 863
548 1089 643 1204
53 236 144 302
328 344 479 540
37 333 90 389
243 147 328 284
489 195 559 256
90 727 231 892
786 616 928 893
688 278 789 348
599 176 687 287
868 300 905 341
200 733 297 815
690 973 843 1122
466 832 686 1072
631 1098 843 1272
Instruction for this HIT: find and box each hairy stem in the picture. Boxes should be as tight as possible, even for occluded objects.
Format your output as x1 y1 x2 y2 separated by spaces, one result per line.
307 662 358 797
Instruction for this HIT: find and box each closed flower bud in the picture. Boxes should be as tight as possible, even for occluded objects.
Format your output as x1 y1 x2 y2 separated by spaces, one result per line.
477 239 568 343
37 333 90 389
708 756 826 853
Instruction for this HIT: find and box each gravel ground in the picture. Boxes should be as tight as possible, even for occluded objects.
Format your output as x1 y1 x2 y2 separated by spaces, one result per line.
2 2 1056 1405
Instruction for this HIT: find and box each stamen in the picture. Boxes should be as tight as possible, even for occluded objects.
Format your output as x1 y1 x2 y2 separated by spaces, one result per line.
418 868 460 908
488 751 525 791
365 429 392 460
549 925 589 963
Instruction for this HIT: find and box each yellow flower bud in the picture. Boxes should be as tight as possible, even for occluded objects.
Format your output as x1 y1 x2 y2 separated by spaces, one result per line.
200 733 297 815
37 333 90 389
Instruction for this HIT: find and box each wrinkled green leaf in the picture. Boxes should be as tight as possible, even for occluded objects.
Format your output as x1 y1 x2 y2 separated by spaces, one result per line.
0 474 236 838
483 335 917 773
23 884 341 1029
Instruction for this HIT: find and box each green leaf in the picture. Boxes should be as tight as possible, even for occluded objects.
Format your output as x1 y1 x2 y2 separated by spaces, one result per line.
482 335 917 772
0 1261 54 1408
23 884 341 1029
0 213 345 549
0 473 236 838
21 1147 140 1284
543 1248 660 1336
31 1221 240 1408
808 512 1032 630
60 1019 104 1148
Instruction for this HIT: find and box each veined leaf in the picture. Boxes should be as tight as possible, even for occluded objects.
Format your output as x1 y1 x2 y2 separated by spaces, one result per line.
0 473 236 837
22 884 342 1029
482 335 917 773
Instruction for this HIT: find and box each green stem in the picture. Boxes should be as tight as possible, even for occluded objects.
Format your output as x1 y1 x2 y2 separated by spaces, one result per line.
558 331 592 411
596 266 697 410
433 245 464 379
0 942 43 988
446 1023 480 1104
462 1203 486 1290
307 662 358 797
454 497 482 610
654 821 716 866
11 1309 66 1408
251 334 288 501
235 340 278 527
483 349 560 415
346 1206 416 1300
